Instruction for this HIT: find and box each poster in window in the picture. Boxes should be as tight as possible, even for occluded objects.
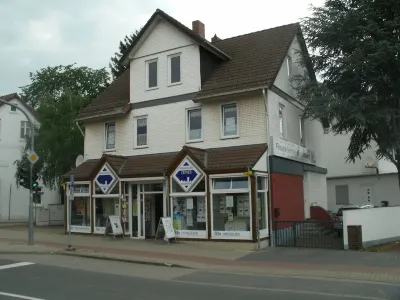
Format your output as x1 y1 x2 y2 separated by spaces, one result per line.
225 117 236 134
226 195 234 208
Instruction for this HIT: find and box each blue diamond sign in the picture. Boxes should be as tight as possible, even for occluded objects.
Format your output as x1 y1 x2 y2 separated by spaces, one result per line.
95 164 117 194
172 157 203 192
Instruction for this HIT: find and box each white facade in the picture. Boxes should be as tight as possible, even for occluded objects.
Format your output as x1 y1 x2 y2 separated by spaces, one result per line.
0 96 60 221
322 130 400 212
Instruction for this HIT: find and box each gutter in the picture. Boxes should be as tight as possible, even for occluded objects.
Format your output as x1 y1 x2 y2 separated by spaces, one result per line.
262 88 274 247
193 85 269 102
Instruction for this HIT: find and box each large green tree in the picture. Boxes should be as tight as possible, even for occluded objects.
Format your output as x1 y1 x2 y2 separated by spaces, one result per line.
109 29 141 80
294 0 400 187
16 64 109 189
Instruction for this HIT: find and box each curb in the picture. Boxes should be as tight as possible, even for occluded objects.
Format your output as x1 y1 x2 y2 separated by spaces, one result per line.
57 251 194 269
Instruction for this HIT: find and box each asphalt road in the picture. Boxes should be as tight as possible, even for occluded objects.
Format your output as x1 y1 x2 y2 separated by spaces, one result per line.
0 254 398 300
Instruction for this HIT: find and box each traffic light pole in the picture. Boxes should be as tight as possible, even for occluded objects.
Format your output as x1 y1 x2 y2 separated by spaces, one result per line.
0 99 35 246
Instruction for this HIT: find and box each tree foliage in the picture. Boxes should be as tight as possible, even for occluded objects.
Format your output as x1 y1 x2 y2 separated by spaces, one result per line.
109 29 141 80
294 0 400 178
15 65 110 189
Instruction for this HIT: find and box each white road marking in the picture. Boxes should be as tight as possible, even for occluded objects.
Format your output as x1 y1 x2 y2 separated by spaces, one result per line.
0 262 35 270
0 291 45 300
176 280 389 300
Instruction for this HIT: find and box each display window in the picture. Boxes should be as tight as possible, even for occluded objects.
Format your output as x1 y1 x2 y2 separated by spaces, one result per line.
211 176 252 240
172 196 207 238
69 197 91 233
93 198 120 234
256 176 269 238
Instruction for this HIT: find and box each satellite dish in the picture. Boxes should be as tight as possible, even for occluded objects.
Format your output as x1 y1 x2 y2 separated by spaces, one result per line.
75 155 84 167
364 156 378 168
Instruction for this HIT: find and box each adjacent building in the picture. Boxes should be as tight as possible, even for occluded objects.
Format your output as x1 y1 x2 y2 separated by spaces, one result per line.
0 93 60 221
321 131 400 213
64 9 328 248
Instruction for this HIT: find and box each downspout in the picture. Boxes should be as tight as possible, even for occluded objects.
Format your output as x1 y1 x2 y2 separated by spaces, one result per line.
262 88 274 247
163 170 169 217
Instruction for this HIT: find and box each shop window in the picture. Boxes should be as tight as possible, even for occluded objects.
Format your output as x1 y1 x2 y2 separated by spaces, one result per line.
94 198 120 233
73 184 90 194
257 176 268 237
213 177 248 190
70 197 91 229
172 178 205 193
172 196 206 231
141 183 163 192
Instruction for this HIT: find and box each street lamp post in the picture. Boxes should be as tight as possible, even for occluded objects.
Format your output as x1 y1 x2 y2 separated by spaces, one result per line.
0 98 35 245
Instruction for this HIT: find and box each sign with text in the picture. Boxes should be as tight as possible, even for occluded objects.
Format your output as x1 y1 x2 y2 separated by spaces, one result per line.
271 137 316 165
95 164 117 194
107 215 123 235
172 157 203 192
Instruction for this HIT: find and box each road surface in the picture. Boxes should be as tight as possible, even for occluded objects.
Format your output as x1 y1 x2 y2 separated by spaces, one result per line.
0 254 398 300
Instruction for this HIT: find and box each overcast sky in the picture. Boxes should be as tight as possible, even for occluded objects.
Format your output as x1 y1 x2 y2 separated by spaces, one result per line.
0 0 324 96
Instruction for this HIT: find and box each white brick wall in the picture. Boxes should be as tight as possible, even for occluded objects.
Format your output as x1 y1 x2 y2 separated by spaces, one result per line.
130 19 201 103
84 93 268 157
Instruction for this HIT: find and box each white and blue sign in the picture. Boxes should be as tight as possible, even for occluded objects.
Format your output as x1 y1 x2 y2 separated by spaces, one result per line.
172 157 203 192
95 164 117 194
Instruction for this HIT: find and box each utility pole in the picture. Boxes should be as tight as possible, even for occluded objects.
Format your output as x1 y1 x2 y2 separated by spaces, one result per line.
0 98 35 245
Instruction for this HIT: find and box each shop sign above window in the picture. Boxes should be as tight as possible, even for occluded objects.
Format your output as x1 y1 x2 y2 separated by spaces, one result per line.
95 164 118 194
172 157 204 192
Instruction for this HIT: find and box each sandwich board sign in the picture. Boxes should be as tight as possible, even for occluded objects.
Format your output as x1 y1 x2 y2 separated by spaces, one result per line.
104 215 124 239
155 217 176 244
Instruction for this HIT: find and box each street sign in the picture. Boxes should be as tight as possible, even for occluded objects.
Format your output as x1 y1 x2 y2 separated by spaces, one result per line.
27 151 39 164
70 175 75 186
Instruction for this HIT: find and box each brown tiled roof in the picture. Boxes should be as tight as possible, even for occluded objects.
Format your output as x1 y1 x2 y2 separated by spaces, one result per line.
75 70 131 122
194 23 300 99
63 144 268 180
0 93 37 117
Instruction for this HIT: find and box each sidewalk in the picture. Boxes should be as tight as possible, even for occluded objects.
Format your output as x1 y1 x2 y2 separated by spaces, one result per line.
1 226 400 284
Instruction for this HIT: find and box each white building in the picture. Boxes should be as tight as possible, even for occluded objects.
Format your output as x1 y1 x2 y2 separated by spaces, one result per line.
321 130 399 213
65 9 328 247
0 93 61 221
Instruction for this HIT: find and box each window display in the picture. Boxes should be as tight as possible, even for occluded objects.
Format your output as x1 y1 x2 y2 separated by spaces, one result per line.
94 198 120 233
172 196 206 238
70 197 91 233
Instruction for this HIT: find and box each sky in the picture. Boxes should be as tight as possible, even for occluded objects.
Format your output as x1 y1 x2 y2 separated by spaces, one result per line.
0 0 324 96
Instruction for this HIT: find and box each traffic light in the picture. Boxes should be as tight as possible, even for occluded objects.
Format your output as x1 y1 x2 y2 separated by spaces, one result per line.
17 167 29 189
32 168 39 191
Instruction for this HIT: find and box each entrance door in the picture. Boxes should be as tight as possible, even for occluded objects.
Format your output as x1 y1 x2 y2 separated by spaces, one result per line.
141 193 164 238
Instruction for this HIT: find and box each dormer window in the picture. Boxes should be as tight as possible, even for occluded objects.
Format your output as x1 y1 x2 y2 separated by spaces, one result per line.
168 53 181 85
146 59 158 89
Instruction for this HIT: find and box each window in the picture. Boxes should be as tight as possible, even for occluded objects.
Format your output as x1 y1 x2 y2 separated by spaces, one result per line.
287 55 293 77
70 197 91 229
187 108 202 141
147 59 158 89
279 104 285 137
94 198 120 233
257 176 268 237
172 196 206 231
335 185 349 205
20 121 30 139
169 54 181 84
10 104 17 112
105 122 115 150
299 116 305 146
222 103 238 137
135 117 148 147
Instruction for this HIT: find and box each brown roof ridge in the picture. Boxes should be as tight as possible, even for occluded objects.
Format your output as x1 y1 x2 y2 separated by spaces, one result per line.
212 22 300 44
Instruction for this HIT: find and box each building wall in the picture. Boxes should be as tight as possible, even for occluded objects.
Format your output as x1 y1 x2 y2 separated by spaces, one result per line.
130 19 201 103
84 92 268 157
303 171 328 217
271 173 304 221
0 98 60 221
327 174 400 213
342 206 400 249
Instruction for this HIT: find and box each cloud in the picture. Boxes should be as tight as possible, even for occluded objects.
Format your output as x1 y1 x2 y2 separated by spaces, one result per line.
0 0 324 95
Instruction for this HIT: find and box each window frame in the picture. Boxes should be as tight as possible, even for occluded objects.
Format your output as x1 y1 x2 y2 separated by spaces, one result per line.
335 185 349 205
186 107 203 143
134 115 148 149
20 120 30 139
146 58 158 90
279 104 285 138
10 104 17 112
104 122 116 151
221 103 239 139
168 53 182 86
287 55 293 77
299 115 305 146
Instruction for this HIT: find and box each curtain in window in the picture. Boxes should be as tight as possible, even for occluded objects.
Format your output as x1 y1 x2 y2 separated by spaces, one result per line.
223 105 237 136
106 124 115 149
137 118 147 146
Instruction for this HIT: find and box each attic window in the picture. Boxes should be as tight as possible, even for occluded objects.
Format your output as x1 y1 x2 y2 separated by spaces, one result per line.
10 104 17 112
287 55 293 77
146 59 158 89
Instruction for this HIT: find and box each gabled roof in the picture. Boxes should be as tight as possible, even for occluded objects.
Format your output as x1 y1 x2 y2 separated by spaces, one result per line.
0 93 37 117
64 143 268 180
120 9 230 66
194 23 301 100
75 70 131 122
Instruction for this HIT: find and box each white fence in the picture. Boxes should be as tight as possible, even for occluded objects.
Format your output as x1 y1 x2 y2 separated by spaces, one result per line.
343 206 400 249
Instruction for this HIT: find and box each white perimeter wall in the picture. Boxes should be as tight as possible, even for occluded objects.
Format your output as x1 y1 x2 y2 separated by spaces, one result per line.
343 206 400 249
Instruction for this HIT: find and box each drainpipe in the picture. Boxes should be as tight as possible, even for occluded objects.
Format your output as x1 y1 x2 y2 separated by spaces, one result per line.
163 170 169 216
262 88 274 247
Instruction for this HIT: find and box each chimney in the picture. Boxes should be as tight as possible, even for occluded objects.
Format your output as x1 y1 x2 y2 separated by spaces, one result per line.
192 20 205 38
211 34 221 43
